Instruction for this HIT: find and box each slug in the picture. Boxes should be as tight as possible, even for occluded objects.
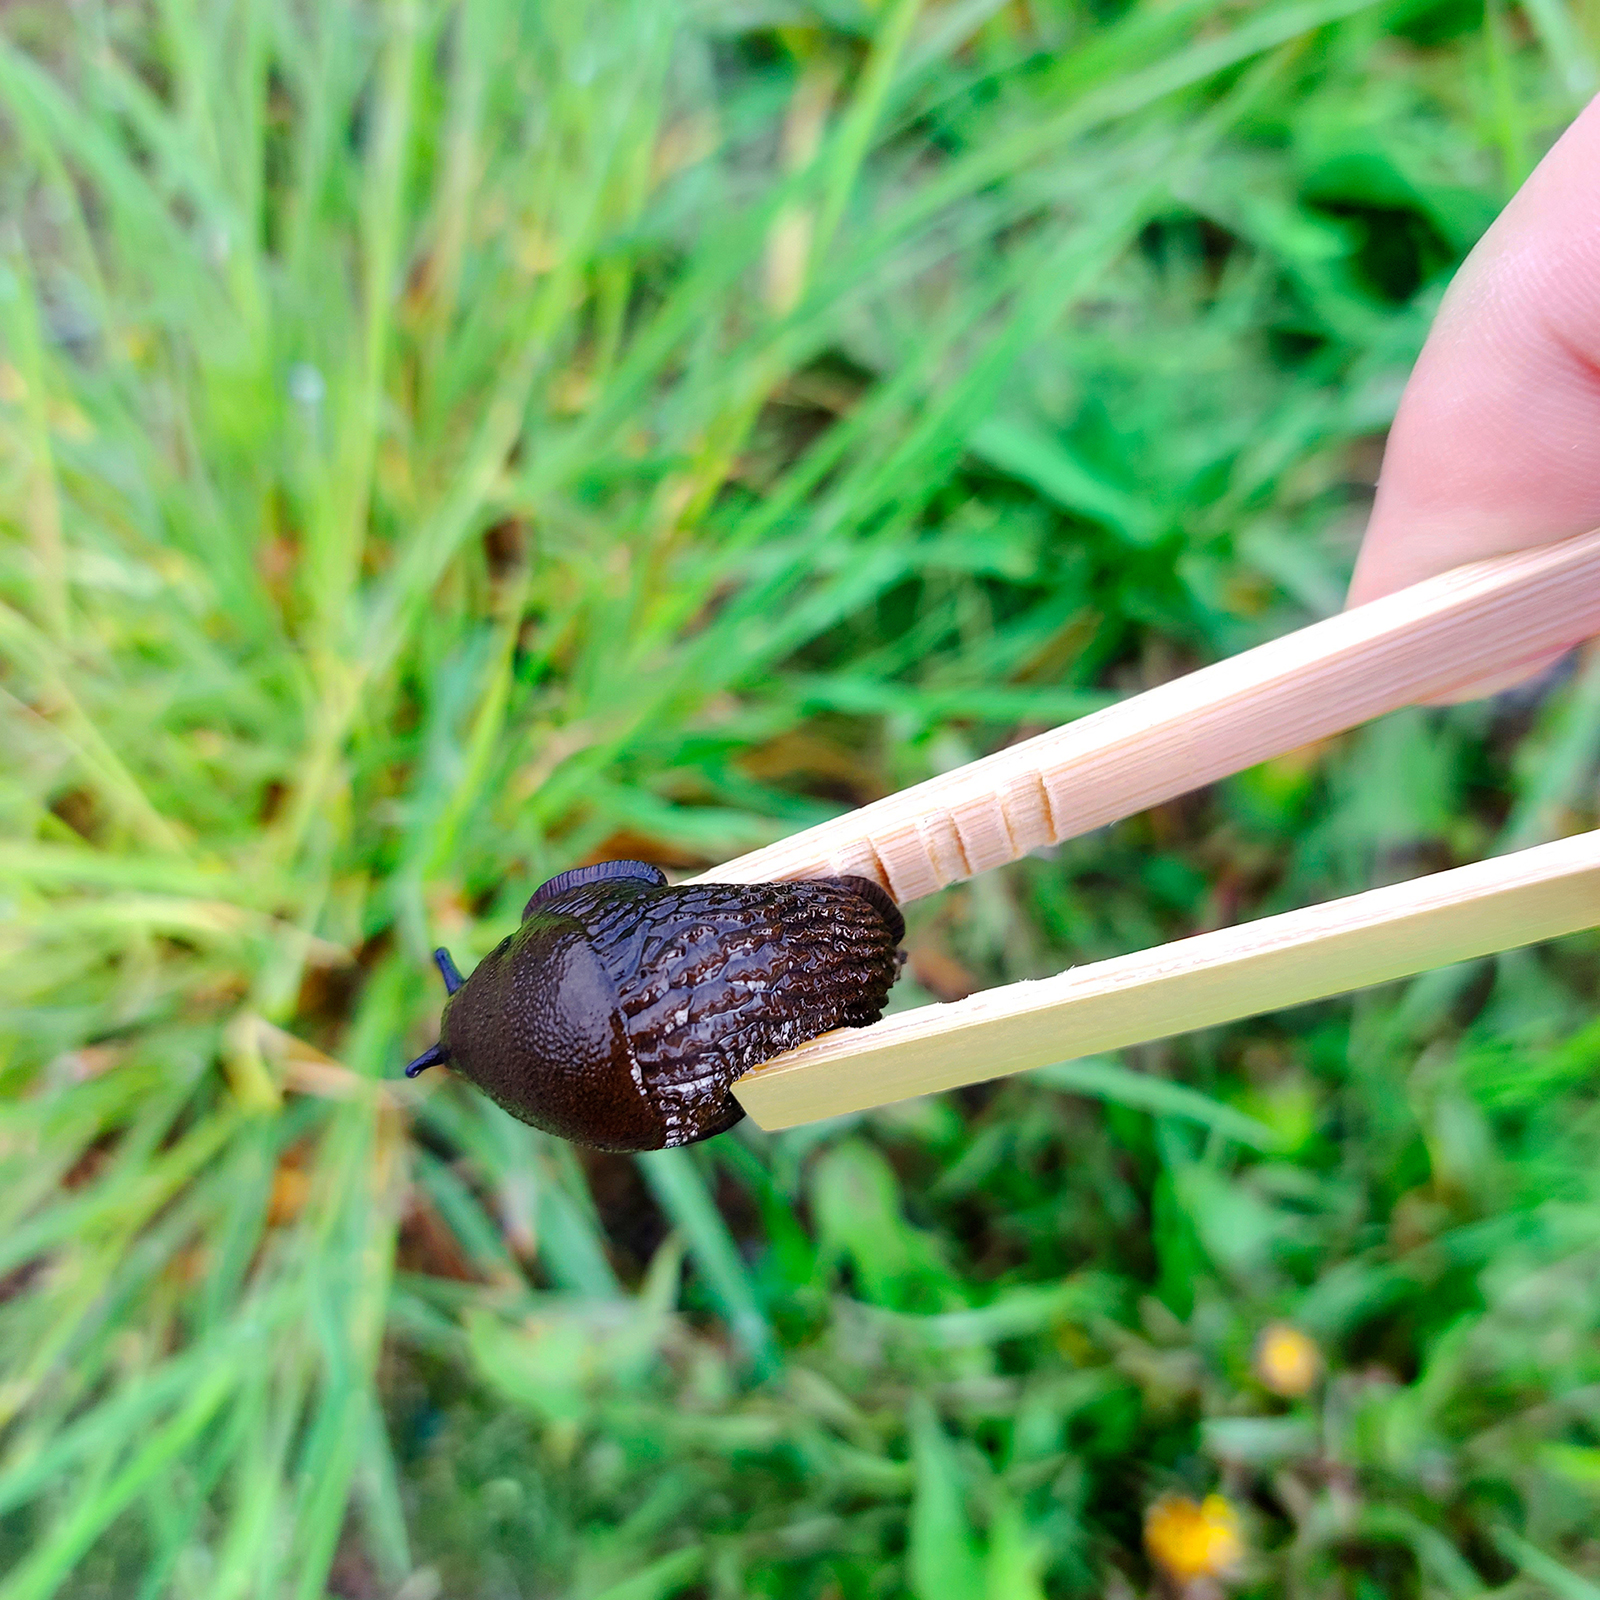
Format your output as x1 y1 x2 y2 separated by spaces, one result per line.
403 861 904 1151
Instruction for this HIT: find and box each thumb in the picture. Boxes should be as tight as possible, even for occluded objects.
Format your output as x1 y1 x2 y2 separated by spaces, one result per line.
1347 95 1600 701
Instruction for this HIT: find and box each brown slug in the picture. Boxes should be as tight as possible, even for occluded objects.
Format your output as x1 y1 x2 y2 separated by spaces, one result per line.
403 861 904 1151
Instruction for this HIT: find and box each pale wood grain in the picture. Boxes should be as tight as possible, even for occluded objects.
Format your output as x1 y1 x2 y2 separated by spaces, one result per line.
692 529 1600 902
733 829 1600 1130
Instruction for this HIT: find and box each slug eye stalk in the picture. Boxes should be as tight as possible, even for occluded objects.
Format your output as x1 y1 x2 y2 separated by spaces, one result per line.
403 1044 445 1078
434 948 463 994
402 950 464 1076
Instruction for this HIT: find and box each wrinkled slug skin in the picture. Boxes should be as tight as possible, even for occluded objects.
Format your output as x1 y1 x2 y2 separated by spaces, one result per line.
438 873 904 1151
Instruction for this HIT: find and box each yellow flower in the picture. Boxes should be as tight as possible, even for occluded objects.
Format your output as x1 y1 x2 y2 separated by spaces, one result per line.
1254 1322 1322 1397
1144 1493 1244 1584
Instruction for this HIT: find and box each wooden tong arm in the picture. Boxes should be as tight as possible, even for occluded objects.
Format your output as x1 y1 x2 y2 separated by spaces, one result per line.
693 529 1600 902
734 829 1600 1129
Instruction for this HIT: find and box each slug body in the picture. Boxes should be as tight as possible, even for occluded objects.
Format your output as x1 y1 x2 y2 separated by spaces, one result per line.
405 862 903 1152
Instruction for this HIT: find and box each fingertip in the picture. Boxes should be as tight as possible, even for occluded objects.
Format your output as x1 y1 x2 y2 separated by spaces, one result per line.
1345 98 1600 620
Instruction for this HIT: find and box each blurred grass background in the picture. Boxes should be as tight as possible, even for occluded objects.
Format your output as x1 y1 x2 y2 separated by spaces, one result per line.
2 0 1600 1594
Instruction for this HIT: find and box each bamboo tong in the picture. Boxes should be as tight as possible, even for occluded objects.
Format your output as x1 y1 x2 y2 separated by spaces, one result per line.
689 528 1600 1132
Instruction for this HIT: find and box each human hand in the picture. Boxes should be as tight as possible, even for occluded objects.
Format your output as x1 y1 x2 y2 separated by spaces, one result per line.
1348 95 1600 700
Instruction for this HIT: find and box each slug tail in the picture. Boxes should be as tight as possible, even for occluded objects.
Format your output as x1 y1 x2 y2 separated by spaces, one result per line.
525 859 667 917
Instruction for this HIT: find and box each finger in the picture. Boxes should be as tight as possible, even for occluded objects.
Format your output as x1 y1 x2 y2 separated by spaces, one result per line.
1348 94 1600 699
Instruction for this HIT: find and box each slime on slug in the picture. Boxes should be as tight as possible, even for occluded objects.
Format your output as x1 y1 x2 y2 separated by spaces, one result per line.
403 861 904 1151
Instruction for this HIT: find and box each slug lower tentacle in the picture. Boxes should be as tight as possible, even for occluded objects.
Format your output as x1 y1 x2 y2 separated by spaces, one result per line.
403 861 904 1151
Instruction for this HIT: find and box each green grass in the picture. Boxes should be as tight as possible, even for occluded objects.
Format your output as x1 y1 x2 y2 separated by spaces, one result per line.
2 0 1600 1594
